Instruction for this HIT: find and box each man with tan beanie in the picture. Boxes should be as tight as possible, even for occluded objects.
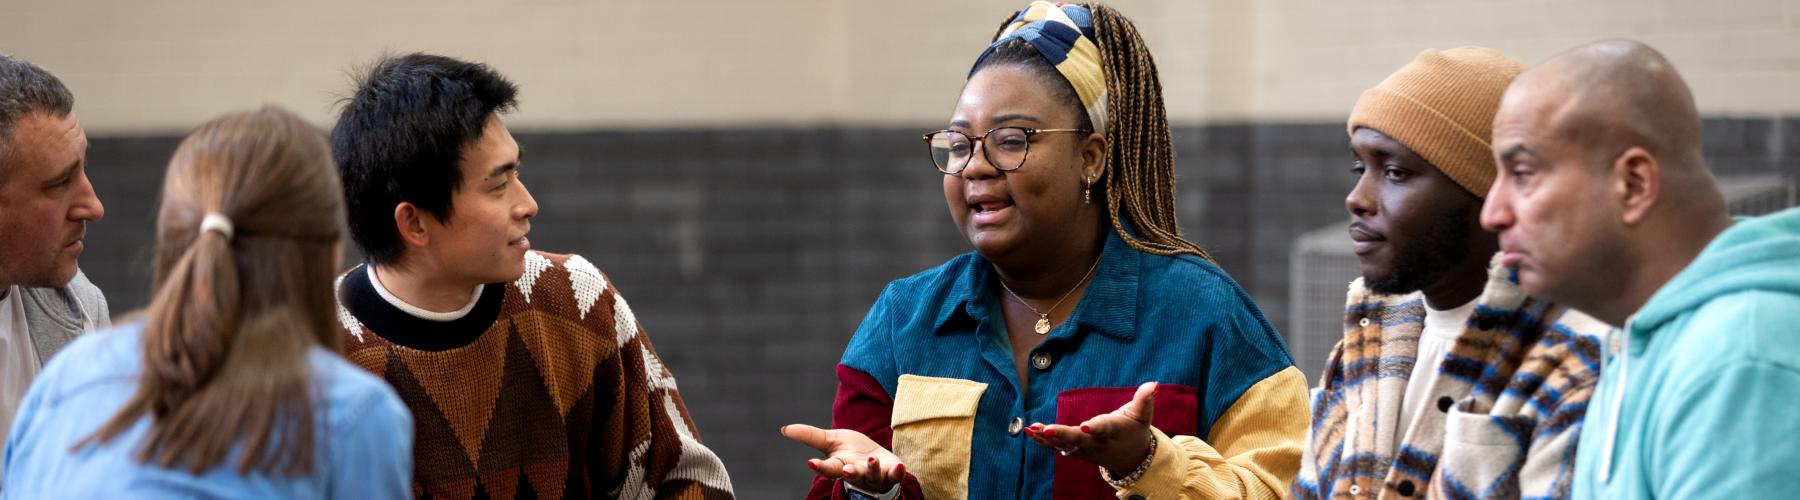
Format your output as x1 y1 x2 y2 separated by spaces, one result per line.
1291 47 1608 500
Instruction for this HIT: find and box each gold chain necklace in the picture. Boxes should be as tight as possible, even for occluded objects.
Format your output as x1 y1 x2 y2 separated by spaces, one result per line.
999 255 1103 335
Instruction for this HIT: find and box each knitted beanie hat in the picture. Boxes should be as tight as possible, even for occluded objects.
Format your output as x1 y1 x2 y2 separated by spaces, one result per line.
1347 47 1525 197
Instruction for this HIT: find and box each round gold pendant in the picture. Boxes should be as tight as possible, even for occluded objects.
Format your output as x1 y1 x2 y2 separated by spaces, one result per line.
1034 317 1051 335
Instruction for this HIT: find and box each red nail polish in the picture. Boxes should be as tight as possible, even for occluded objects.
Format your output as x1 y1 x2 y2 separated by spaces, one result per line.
868 457 876 464
1044 428 1056 437
1081 425 1092 433
1024 427 1034 436
895 463 906 476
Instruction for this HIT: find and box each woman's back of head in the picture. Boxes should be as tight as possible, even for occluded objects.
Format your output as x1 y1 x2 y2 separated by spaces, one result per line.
84 106 345 476
152 106 345 343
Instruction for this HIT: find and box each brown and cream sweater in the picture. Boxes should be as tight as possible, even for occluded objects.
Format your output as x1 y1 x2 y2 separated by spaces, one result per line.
335 250 733 499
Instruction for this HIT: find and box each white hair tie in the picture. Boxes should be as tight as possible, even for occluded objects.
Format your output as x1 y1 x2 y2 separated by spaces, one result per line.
199 213 234 240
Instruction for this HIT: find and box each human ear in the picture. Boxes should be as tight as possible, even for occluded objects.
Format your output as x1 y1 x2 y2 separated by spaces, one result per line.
394 202 431 248
1612 146 1660 226
1081 133 1108 189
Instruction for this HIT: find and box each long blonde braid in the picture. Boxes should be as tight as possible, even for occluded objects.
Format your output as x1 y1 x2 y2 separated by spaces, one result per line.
1088 3 1210 261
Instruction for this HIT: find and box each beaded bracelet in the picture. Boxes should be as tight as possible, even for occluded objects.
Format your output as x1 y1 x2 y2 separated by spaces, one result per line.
1099 430 1158 489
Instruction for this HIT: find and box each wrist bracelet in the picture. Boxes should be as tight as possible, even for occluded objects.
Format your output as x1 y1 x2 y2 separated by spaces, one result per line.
1100 429 1158 489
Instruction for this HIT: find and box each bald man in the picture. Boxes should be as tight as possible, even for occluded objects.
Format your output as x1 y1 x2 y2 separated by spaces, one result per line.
1483 39 1800 499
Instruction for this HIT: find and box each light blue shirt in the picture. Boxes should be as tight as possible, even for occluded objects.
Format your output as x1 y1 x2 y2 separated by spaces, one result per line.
1573 208 1800 499
2 321 413 499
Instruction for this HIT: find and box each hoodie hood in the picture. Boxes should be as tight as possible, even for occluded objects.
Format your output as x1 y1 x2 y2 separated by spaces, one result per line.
1632 207 1800 335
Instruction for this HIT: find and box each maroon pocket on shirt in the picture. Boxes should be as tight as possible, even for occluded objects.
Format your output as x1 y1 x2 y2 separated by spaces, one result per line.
1052 384 1200 500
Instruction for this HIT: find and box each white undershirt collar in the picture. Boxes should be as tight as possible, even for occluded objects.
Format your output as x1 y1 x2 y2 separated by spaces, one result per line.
366 266 484 321
1422 298 1478 340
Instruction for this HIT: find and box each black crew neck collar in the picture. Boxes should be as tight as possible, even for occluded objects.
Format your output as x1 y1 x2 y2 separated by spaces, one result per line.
341 264 507 351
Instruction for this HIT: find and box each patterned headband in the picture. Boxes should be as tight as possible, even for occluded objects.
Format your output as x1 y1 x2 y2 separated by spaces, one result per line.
971 1 1109 135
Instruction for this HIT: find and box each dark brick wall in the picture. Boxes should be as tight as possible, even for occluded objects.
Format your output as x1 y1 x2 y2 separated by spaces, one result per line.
72 118 1794 498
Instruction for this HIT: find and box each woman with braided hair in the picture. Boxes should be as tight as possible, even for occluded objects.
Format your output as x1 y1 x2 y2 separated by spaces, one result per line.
782 2 1307 498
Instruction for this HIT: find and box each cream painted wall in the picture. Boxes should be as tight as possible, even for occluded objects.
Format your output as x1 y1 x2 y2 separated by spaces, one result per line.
1 0 1793 133
1240 0 1800 121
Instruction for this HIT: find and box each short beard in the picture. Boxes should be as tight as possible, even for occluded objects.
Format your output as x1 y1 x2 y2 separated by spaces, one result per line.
1365 203 1476 296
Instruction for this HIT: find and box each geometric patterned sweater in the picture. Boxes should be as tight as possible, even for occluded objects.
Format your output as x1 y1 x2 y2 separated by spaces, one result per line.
335 250 735 499
1292 254 1608 500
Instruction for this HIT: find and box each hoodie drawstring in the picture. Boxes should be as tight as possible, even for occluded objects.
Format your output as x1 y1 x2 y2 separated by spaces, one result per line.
1598 317 1633 484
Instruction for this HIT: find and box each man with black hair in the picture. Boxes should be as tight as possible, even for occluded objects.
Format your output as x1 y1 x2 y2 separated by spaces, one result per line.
330 53 732 499
0 53 110 486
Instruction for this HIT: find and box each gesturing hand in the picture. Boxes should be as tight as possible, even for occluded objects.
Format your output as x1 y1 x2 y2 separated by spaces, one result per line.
1024 381 1157 476
780 424 908 493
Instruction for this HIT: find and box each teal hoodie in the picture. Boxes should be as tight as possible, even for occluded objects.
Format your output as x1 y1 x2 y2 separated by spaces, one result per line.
1572 207 1800 499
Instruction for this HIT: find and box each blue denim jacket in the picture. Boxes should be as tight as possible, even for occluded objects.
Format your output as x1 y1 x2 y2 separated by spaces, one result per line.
814 231 1309 499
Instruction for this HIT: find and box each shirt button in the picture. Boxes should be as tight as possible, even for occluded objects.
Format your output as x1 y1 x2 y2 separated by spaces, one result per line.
1397 480 1416 496
1359 318 1371 327
1031 352 1053 370
1009 417 1024 436
1349 485 1361 495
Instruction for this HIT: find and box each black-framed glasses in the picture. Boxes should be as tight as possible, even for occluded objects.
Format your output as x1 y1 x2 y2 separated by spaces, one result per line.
922 127 1092 174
